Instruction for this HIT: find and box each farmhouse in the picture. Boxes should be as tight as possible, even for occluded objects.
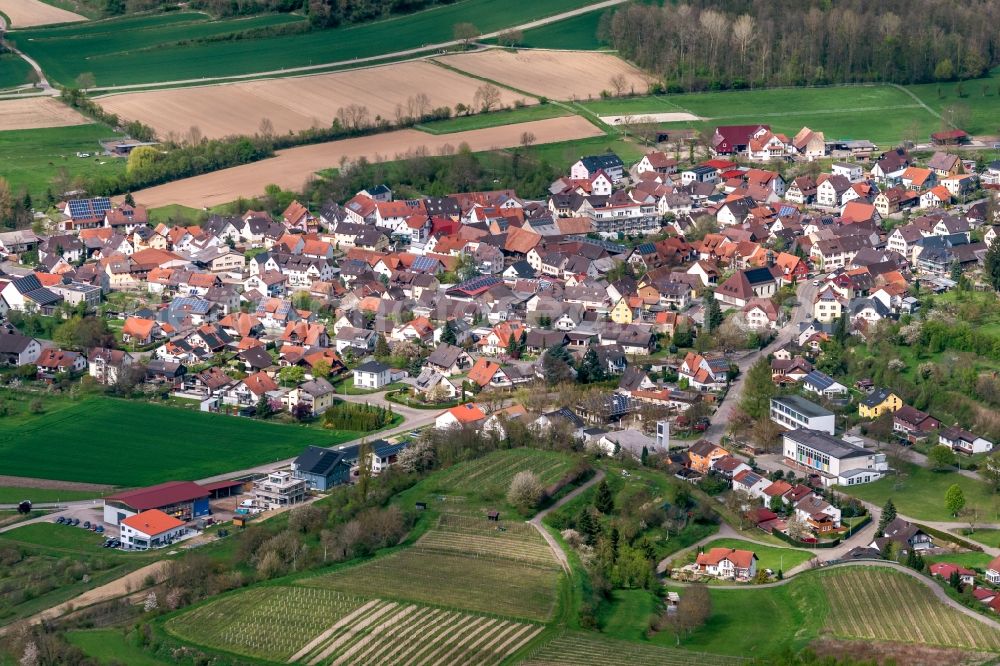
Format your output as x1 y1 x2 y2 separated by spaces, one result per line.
119 509 188 551
103 481 210 525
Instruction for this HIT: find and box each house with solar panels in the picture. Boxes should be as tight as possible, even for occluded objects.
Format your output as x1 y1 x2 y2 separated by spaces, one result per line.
60 197 113 231
0 274 63 314
802 370 849 398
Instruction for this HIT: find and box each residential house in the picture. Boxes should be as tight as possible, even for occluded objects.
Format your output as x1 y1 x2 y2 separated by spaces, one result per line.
870 517 933 555
858 388 902 419
0 333 42 367
435 402 487 430
687 440 728 474
802 370 848 398
939 427 993 455
694 547 758 580
354 360 391 390
292 446 350 491
285 378 336 416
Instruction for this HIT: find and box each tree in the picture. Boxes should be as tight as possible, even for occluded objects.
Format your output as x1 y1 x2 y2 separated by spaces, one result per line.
704 289 723 332
473 83 502 113
640 445 649 466
519 131 536 148
374 334 391 359
927 445 956 471
255 394 272 419
982 450 1000 491
609 73 628 96
440 320 458 345
123 192 135 207
876 498 896 536
75 72 96 89
126 145 161 178
906 547 924 572
542 345 574 385
984 240 1000 291
676 583 711 637
453 22 480 49
594 479 614 514
786 513 811 541
945 484 966 517
577 347 606 384
278 365 305 386
356 439 372 501
497 29 523 47
507 470 543 511
312 359 332 380
738 356 777 420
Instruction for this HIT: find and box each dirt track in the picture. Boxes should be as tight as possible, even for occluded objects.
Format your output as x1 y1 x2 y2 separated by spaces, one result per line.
0 0 85 27
129 116 604 208
0 97 88 130
438 50 653 101
97 61 531 140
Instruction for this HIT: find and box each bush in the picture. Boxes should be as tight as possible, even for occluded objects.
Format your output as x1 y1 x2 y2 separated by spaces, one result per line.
507 470 543 511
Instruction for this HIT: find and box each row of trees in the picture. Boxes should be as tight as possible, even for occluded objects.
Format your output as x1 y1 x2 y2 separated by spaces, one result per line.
602 0 1000 91
321 402 395 430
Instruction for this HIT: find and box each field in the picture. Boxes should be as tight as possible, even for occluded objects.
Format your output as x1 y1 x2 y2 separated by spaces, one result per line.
167 586 542 665
0 485 99 503
427 448 578 499
0 96 88 131
0 53 34 89
418 513 558 566
439 49 652 100
524 632 742 666
417 103 570 134
698 538 815 574
596 589 657 642
0 122 124 198
12 0 599 87
301 548 560 621
67 629 170 665
129 116 604 208
907 68 1000 137
577 84 943 146
840 463 1000 522
0 0 84 27
960 529 1000 549
0 396 359 485
524 134 646 166
824 568 1000 651
96 60 532 140
924 551 995 569
516 10 604 50
2 522 106 549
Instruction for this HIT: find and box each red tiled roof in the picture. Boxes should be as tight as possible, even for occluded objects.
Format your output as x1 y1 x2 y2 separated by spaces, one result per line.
105 481 209 511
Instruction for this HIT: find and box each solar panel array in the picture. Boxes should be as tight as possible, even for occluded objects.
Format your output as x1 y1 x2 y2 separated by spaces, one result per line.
67 197 112 220
778 205 797 217
454 274 502 292
411 256 438 273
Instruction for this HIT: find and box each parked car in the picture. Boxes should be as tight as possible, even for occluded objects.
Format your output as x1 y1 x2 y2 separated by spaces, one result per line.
95 525 105 533
83 521 90 529
55 516 65 524
72 518 80 526
693 417 710 432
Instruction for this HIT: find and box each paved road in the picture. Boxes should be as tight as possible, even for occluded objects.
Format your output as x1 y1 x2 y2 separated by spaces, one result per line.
529 469 606 573
86 0 628 93
703 279 818 444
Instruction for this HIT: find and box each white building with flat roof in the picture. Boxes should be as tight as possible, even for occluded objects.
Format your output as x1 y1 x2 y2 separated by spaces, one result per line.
770 395 835 435
782 429 886 486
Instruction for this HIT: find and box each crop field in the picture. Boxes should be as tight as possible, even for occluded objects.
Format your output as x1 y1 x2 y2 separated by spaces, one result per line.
0 97 88 131
524 632 744 666
415 514 557 567
577 84 944 146
0 122 124 198
12 0 599 87
166 587 368 662
0 397 356 485
301 548 560 621
96 61 530 140
0 0 85 27
129 116 604 208
823 568 1000 651
0 485 98 503
0 53 34 89
427 448 578 498
439 49 652 100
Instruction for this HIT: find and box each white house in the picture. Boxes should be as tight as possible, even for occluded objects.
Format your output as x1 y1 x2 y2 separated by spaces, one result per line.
0 333 42 367
770 395 835 435
939 427 993 455
801 370 848 398
354 360 391 390
694 547 758 580
118 509 187 551
435 403 486 430
831 163 864 183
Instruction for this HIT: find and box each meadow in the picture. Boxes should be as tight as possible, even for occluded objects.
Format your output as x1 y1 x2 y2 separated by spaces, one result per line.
0 123 124 199
524 631 743 665
301 548 560 621
697 538 814 574
0 396 358 485
426 448 579 500
907 68 1000 137
13 0 599 87
0 486 100 503
2 522 106 549
0 53 33 89
416 104 571 134
67 629 170 666
840 463 1000 522
515 9 604 50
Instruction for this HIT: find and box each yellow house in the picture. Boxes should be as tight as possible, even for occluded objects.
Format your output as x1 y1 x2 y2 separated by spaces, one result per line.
858 388 903 419
610 297 634 324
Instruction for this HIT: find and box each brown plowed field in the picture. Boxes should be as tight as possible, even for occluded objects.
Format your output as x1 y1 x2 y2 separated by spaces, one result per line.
0 0 85 27
129 115 603 208
438 49 653 100
97 61 530 140
0 97 89 130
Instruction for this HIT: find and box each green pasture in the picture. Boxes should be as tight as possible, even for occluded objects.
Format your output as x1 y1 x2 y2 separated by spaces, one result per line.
0 53 34 89
416 104 570 134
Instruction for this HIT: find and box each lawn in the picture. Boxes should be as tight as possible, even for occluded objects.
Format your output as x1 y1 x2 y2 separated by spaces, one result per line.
597 589 657 642
13 0 600 87
67 629 170 666
0 486 101 503
961 529 1000 549
0 53 33 89
526 632 740 666
2 522 107 549
840 463 1000 523
924 551 995 570
578 84 942 146
416 104 571 134
0 396 360 485
300 547 560 621
698 538 815 575
0 123 125 199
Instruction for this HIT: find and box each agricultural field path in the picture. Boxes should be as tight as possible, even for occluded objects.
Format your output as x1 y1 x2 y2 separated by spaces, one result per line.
530 469 605 572
0 14 56 94
87 0 629 93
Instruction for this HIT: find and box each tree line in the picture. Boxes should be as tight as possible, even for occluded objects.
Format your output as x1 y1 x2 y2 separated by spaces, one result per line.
601 0 1000 91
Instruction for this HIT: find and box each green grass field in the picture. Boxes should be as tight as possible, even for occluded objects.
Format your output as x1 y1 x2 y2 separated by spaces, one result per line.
516 9 604 50
416 104 570 134
67 629 170 665
0 486 101 503
525 631 741 665
960 529 1000 549
907 68 1000 137
596 589 656 642
0 123 125 199
524 134 645 167
924 551 995 569
840 463 1000 523
425 448 578 503
0 53 34 89
13 0 599 87
0 397 359 485
301 548 560 621
2 522 106 549
697 538 814 575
